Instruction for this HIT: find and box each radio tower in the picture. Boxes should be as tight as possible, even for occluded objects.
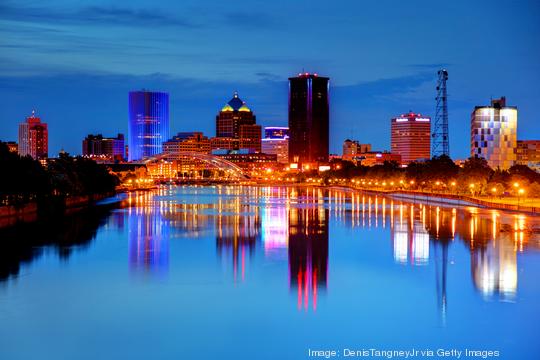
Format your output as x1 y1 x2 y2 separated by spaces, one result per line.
432 69 449 157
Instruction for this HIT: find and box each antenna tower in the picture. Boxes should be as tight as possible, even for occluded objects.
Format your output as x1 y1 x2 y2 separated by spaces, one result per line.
432 69 449 157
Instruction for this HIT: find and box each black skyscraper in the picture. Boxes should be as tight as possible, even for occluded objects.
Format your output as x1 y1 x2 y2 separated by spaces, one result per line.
288 73 329 164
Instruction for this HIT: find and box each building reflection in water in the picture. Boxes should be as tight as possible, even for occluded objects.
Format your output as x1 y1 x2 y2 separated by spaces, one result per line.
215 187 260 282
288 207 329 312
261 205 289 260
126 191 169 274
328 188 537 317
121 186 535 311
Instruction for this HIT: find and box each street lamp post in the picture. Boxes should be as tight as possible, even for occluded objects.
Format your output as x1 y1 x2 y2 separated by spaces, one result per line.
518 188 525 210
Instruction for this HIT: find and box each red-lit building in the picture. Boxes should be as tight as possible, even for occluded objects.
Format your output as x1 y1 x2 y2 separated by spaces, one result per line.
391 112 431 164
18 110 48 160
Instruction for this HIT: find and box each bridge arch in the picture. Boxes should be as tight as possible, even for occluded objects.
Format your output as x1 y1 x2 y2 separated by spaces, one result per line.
143 152 248 179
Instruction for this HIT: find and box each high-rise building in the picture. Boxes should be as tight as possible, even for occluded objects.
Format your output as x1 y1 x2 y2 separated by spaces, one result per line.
342 139 371 161
128 90 169 161
471 97 517 169
82 133 125 161
18 110 48 160
391 112 431 164
516 140 540 172
288 73 329 165
212 92 261 153
262 126 289 164
163 132 211 160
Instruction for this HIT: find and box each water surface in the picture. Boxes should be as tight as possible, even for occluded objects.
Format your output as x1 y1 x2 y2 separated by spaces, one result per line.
1 185 539 359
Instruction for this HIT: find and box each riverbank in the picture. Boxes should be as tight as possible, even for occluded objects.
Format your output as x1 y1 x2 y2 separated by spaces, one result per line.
0 192 120 228
329 186 540 214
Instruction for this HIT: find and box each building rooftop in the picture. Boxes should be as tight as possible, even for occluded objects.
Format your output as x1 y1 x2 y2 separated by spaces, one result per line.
221 91 251 112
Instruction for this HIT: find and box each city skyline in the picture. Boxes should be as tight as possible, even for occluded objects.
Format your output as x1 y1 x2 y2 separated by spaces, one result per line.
1 0 539 157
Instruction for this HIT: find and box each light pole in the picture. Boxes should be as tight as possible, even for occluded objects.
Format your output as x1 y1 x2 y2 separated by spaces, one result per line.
518 188 525 209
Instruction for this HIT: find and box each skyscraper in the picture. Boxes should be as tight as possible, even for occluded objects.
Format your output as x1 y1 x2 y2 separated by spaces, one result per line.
128 91 169 161
471 97 517 169
212 92 261 153
18 110 48 160
288 73 329 165
391 112 431 164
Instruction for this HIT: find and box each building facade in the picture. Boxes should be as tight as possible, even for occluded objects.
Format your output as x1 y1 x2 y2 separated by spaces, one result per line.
262 126 289 164
212 92 261 153
128 91 169 161
391 112 431 164
82 133 125 161
18 111 48 160
163 132 211 160
357 151 402 167
471 97 517 169
288 73 329 165
516 140 540 172
342 139 371 161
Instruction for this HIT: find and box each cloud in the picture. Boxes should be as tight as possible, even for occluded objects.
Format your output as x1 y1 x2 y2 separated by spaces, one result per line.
0 3 196 28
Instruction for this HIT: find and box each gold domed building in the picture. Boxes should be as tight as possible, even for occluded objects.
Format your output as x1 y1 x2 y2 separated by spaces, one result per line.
213 92 261 153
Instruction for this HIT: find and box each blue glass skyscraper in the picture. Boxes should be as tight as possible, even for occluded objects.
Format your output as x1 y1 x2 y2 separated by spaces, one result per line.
128 91 169 161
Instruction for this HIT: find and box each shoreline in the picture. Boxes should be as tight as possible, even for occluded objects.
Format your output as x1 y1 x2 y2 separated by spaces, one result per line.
324 185 539 215
2 183 538 229
0 192 123 229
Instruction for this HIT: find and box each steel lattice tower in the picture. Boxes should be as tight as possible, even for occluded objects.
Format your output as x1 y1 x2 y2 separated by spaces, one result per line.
432 69 449 157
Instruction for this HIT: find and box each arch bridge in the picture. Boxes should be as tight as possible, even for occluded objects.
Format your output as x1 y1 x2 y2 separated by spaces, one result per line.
143 152 248 179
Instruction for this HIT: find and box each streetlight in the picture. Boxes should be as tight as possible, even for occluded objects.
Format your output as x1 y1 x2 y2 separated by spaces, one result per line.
469 183 475 195
491 187 497 199
518 188 525 209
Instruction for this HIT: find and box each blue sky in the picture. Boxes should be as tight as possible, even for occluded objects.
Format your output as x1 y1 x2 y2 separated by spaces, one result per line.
1 0 539 158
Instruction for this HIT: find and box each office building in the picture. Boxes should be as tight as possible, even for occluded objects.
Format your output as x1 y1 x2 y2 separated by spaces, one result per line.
288 73 329 165
212 92 261 153
262 126 289 164
391 112 431 164
128 90 169 161
82 133 125 161
18 110 48 160
163 132 211 160
342 139 371 161
471 97 517 169
357 151 401 167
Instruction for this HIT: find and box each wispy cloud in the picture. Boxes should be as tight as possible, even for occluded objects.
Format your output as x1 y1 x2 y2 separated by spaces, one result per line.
0 3 196 28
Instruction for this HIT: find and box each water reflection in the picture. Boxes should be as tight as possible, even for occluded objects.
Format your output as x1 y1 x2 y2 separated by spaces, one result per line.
288 207 328 312
125 186 538 310
0 205 115 282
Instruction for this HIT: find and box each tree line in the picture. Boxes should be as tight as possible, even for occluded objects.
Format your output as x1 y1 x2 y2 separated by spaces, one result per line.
320 155 540 197
0 142 118 207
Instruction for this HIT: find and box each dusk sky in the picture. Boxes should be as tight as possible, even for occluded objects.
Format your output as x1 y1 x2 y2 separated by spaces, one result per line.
1 0 539 158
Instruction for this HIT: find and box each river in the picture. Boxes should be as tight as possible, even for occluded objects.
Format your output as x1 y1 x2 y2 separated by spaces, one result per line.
1 185 539 359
